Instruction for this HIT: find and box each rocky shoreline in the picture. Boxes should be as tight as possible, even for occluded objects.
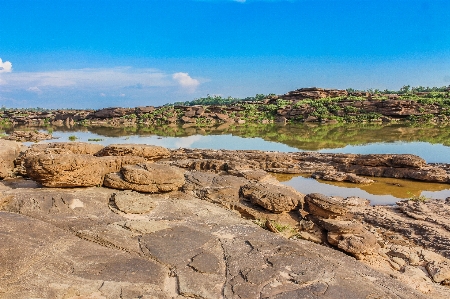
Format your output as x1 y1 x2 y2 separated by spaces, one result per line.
1 88 450 129
1 140 450 298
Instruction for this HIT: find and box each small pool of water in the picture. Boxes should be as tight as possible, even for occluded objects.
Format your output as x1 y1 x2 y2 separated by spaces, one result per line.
275 174 450 205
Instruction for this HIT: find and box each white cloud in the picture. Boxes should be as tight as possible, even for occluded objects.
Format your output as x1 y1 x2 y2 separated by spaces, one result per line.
26 86 42 93
0 58 12 73
172 72 200 92
0 67 191 91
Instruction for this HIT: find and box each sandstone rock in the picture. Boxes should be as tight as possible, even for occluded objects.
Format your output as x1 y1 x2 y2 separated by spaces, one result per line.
4 130 53 142
183 171 248 207
171 158 228 172
312 170 374 184
98 155 147 174
48 142 105 155
229 169 277 183
169 149 449 183
91 107 134 119
310 217 379 258
25 153 106 187
240 182 304 213
328 230 378 258
96 143 170 161
23 152 146 187
313 217 365 234
0 211 169 299
304 193 356 219
104 163 185 193
427 260 450 283
112 190 158 214
0 181 434 298
357 200 450 258
0 140 22 178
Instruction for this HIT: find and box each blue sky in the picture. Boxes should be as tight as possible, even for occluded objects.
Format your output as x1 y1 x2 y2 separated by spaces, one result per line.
1 0 449 109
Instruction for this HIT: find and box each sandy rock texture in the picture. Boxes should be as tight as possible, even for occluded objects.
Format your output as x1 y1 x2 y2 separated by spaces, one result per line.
170 149 450 183
0 140 22 178
0 184 430 299
96 143 170 161
1 142 450 297
104 163 185 192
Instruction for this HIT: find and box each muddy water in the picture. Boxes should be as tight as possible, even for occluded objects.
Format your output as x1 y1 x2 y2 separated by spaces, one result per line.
274 174 450 205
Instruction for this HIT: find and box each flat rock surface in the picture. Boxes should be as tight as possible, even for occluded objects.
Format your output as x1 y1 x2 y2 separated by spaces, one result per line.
0 183 431 299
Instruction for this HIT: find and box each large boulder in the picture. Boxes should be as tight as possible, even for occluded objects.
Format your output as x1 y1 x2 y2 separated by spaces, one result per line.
103 163 185 193
240 182 304 213
24 153 146 187
183 171 248 207
304 193 369 219
0 140 23 178
25 154 106 187
96 144 170 161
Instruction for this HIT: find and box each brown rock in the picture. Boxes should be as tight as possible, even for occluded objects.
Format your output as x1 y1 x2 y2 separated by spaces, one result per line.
304 193 349 219
329 230 379 258
24 153 146 187
122 163 185 188
312 170 374 184
183 171 248 207
0 140 23 178
112 190 157 214
103 163 185 193
426 260 450 283
96 144 170 161
240 182 304 213
25 153 105 187
48 142 104 155
91 107 134 118
4 130 53 142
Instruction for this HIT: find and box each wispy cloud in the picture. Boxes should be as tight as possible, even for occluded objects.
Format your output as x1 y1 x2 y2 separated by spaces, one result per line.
0 66 205 108
172 72 200 93
0 67 202 93
0 58 12 73
26 86 42 94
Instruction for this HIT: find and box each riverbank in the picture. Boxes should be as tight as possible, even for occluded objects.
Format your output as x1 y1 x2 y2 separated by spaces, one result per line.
1 87 450 129
1 141 450 297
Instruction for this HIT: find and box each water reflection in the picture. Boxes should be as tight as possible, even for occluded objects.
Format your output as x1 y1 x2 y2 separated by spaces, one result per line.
4 122 450 204
275 174 450 205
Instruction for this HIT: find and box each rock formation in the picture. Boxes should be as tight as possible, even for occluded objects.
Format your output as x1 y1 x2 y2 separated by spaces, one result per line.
1 142 450 297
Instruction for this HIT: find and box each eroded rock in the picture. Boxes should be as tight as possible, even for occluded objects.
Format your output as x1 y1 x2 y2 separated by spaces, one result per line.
96 144 170 161
240 182 304 213
104 163 185 193
0 140 23 178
